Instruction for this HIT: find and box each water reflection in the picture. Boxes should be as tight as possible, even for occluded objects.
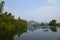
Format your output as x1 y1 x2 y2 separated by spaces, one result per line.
43 29 49 32
0 27 27 40
50 26 57 32
16 26 60 40
28 26 57 32
0 26 60 40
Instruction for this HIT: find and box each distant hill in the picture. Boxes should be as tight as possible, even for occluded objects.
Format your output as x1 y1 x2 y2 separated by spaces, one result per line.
28 20 48 26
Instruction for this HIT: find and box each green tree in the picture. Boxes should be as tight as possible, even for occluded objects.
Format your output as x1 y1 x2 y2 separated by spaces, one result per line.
49 20 56 26
0 1 5 13
41 23 45 26
0 1 28 31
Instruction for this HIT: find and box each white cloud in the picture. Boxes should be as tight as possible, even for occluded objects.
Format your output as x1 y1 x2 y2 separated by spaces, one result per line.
4 0 60 23
47 0 58 4
32 6 60 22
20 0 60 22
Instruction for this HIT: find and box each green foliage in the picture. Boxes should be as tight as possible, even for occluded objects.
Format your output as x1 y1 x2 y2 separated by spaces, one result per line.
49 20 60 26
0 12 28 40
41 23 45 26
0 12 28 31
0 1 28 40
0 1 5 13
56 23 60 26
48 20 57 26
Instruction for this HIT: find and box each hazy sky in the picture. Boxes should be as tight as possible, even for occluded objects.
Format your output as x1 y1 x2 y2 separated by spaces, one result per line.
3 0 60 22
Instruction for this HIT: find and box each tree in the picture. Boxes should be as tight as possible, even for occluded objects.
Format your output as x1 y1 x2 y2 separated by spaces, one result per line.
18 17 20 21
0 1 28 31
49 20 56 26
0 1 5 13
41 23 45 26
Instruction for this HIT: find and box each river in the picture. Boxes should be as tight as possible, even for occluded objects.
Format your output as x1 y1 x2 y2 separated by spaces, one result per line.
14 27 60 40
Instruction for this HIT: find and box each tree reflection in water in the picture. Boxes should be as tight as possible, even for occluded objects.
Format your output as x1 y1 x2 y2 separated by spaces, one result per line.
50 26 57 32
0 26 27 40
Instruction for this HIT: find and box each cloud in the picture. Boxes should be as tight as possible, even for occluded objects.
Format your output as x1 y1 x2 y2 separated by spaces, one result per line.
4 0 60 22
47 0 60 9
47 0 56 3
20 6 60 22
47 0 58 4
15 0 60 22
26 6 60 22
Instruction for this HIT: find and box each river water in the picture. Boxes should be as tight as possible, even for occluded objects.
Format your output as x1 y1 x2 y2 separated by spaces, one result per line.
14 27 60 40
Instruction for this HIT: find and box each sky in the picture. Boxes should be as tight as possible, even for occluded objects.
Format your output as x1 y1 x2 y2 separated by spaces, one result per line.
1 0 60 23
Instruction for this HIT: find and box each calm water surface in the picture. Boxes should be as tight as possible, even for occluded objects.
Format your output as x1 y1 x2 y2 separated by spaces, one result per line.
14 27 60 40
